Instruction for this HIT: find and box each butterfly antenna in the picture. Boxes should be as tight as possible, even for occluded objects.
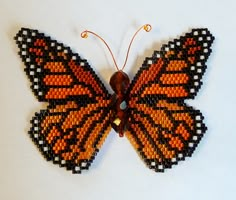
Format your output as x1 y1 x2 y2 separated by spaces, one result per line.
81 29 119 71
121 24 152 71
81 24 152 71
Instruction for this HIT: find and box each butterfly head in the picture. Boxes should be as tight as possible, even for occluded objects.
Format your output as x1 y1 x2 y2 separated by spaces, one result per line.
109 70 130 95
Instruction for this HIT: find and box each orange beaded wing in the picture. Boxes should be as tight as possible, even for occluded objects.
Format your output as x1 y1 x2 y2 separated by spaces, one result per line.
126 29 214 172
15 28 112 173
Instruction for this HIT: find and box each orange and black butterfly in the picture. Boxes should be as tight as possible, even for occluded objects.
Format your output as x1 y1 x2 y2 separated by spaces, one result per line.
15 26 214 173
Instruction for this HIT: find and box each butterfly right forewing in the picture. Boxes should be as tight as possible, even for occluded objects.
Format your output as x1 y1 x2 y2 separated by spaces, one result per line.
126 28 214 172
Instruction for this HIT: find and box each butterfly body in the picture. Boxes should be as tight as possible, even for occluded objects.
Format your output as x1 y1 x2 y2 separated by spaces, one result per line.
15 27 214 173
110 71 130 136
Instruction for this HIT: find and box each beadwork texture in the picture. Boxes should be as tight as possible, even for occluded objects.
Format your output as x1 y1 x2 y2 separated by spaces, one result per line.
15 28 112 173
126 29 214 172
15 28 214 173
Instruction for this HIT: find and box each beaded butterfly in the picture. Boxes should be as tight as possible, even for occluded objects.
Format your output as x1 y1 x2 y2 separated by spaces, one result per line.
14 25 214 173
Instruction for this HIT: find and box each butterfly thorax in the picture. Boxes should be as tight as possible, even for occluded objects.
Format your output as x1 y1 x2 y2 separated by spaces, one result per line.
109 71 130 137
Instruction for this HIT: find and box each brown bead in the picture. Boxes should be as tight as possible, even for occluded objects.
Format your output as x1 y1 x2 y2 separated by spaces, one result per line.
109 70 130 94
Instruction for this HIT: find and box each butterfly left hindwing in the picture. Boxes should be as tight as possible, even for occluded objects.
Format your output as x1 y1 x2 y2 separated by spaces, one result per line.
15 28 112 173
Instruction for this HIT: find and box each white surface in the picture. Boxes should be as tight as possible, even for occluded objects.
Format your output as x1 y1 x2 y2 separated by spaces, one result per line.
0 0 235 200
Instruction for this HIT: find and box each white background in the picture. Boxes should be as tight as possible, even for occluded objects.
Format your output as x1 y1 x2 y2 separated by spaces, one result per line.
0 0 235 200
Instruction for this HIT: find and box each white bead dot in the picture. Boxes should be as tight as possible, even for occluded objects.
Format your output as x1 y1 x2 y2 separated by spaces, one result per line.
23 30 28 35
196 115 201 120
193 136 198 140
178 153 183 158
17 37 23 41
197 129 202 134
75 166 80 171
188 143 194 147
158 165 163 169
200 55 205 60
198 37 203 41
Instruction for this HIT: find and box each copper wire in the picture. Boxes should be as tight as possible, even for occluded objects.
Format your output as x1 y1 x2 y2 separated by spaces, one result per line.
81 24 152 71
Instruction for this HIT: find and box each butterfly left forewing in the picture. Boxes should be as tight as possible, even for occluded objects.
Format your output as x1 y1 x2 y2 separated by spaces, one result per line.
15 28 109 102
15 28 112 173
126 28 214 172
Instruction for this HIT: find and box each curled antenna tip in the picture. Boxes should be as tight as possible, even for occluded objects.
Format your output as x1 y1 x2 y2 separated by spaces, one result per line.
143 24 152 32
81 31 88 39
